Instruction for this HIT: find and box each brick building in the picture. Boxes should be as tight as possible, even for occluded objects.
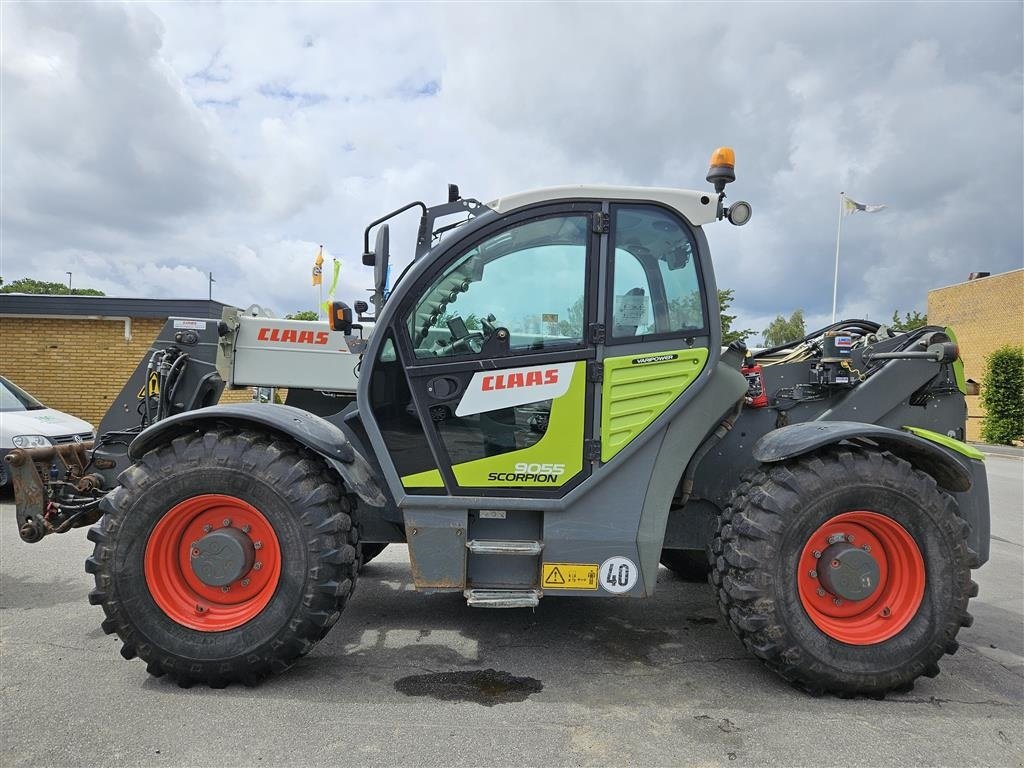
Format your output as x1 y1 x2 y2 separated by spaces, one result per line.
927 268 1024 441
0 295 250 428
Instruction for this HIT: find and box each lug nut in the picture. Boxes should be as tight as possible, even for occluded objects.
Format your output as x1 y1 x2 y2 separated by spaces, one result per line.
816 588 826 597
220 586 230 593
861 544 872 553
253 561 262 571
846 534 855 543
808 570 818 579
254 541 263 550
242 524 251 534
190 547 201 558
222 518 232 527
241 578 250 587
812 550 821 559
833 598 842 606
830 559 841 568
203 524 213 533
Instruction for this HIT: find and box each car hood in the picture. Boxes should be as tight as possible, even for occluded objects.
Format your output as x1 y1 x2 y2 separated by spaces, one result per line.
0 409 95 443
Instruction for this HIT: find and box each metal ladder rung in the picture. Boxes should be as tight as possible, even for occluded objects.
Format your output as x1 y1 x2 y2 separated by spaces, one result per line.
466 539 543 556
465 589 541 608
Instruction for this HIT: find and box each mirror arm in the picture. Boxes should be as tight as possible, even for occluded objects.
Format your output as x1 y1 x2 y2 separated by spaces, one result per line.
363 201 428 259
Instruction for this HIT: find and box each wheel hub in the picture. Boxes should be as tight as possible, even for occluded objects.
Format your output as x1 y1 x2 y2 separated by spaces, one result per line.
817 542 880 602
797 510 926 645
144 494 282 632
190 528 255 587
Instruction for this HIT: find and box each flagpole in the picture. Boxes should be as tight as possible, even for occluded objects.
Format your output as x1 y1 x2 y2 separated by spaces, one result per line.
317 245 324 319
831 192 844 323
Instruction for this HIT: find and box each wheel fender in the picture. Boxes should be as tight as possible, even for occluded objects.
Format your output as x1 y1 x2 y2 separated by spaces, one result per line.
129 403 387 507
751 421 973 493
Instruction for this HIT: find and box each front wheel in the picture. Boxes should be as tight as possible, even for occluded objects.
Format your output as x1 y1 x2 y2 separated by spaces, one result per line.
712 449 976 696
85 429 358 687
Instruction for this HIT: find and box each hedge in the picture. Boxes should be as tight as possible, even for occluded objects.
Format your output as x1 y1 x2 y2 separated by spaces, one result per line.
980 345 1024 445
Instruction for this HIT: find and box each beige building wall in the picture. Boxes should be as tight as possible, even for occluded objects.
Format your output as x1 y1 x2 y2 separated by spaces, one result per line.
0 316 250 428
927 269 1024 441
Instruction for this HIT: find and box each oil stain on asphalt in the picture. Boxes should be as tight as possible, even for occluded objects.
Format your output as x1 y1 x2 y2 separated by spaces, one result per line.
394 668 543 706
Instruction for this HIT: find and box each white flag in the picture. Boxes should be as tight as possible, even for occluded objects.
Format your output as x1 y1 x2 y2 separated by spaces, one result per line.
843 194 887 216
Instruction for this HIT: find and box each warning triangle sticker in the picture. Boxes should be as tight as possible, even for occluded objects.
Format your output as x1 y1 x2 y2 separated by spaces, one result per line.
544 566 566 585
137 371 160 399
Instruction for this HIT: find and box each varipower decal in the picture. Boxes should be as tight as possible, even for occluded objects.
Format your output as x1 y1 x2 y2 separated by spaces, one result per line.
455 362 575 417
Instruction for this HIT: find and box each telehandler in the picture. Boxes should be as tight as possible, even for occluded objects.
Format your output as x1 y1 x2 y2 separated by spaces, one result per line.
6 148 987 695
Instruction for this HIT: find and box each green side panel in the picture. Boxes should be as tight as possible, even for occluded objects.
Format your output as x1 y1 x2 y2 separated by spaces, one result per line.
601 348 709 462
944 326 968 395
451 361 586 488
904 426 985 461
401 468 444 488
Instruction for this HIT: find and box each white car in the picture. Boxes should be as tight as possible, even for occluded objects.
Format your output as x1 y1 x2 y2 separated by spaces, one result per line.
0 375 94 486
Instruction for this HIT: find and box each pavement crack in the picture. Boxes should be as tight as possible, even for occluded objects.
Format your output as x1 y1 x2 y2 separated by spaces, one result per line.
990 534 1023 548
890 696 1015 708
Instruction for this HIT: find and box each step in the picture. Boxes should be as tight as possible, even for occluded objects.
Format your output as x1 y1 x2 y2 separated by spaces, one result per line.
465 588 542 608
466 539 544 556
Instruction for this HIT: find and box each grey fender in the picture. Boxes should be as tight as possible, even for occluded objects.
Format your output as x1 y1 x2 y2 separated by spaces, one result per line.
752 421 973 493
129 403 387 507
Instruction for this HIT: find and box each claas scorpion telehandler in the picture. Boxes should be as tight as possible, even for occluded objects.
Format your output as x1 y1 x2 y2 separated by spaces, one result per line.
6 148 988 695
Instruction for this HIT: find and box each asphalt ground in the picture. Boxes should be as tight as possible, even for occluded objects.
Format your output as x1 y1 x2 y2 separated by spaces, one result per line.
1 456 1021 768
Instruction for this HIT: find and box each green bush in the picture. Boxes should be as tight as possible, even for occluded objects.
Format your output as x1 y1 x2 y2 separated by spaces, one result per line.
980 345 1024 445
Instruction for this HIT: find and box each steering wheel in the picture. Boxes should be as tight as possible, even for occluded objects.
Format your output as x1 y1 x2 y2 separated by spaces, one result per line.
449 332 485 355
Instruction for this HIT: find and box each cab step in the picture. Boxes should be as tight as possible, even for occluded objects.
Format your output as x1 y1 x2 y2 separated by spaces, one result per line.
465 588 542 608
466 539 544 556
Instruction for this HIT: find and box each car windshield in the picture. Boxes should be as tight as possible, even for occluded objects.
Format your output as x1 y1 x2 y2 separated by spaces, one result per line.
0 377 46 412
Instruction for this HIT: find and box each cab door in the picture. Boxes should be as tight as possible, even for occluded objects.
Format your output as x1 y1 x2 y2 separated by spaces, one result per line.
370 204 601 499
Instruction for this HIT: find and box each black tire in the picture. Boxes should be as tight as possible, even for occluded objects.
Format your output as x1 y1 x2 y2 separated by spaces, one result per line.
659 548 710 581
359 543 388 568
85 428 358 687
711 448 976 696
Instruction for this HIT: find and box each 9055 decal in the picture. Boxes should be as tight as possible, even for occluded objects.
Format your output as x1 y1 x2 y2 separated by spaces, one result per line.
487 462 566 483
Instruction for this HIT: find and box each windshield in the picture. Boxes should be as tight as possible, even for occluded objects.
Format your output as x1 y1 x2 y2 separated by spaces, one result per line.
0 376 46 412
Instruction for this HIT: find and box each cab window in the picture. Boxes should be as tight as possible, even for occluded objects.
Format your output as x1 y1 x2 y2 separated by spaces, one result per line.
610 206 705 339
407 215 589 358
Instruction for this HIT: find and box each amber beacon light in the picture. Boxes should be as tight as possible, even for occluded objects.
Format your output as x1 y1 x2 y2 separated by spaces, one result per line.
705 146 751 225
706 146 737 193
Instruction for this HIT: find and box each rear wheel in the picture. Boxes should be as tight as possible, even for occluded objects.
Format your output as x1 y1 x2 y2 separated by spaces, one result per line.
86 428 358 687
711 449 976 696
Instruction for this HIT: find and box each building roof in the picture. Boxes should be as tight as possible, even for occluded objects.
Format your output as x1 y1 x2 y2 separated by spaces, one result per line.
0 294 235 319
928 267 1024 294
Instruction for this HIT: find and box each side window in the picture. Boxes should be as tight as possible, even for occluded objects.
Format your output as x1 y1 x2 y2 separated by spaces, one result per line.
407 215 589 358
610 206 705 339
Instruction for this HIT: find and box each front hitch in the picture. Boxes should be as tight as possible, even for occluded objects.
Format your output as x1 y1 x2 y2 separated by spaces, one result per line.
4 442 103 543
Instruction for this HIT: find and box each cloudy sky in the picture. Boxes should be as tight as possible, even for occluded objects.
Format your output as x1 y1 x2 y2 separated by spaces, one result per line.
2 1 1021 341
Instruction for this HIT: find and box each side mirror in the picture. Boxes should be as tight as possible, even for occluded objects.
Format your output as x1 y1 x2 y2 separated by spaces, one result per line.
329 302 353 333
373 224 391 305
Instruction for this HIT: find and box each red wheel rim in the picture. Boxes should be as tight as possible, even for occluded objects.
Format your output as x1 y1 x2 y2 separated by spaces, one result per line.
797 511 925 645
144 494 282 632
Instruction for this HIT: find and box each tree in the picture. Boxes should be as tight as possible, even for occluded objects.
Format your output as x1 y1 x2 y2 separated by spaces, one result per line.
890 309 928 332
763 309 806 347
980 345 1024 445
0 277 104 295
556 296 585 337
285 310 319 321
719 289 754 345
